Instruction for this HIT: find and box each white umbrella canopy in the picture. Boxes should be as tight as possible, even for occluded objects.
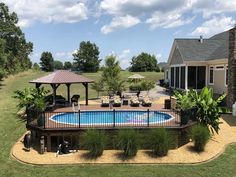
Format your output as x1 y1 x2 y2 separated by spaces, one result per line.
128 74 145 79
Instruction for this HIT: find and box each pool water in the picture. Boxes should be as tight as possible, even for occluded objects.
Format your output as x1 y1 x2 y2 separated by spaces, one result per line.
50 110 173 125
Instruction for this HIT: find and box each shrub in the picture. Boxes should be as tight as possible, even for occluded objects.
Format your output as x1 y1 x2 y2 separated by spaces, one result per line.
175 87 227 133
191 124 210 152
83 130 106 158
117 129 139 157
149 128 170 156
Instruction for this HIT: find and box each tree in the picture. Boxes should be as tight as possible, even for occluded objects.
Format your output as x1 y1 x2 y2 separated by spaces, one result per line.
91 80 104 98
40 52 54 72
53 60 63 70
101 55 125 94
73 41 101 72
130 52 158 72
64 61 72 70
0 3 33 74
32 63 40 71
0 39 7 80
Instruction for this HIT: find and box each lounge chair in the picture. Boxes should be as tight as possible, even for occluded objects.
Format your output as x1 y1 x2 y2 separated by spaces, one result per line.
142 96 152 107
101 96 110 107
71 94 80 105
113 96 121 107
130 96 140 107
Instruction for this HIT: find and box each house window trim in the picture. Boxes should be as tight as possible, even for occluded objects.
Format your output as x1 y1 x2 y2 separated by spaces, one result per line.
209 65 214 85
225 64 228 87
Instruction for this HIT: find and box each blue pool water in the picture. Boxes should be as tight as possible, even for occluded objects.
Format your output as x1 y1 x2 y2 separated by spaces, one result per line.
50 110 173 125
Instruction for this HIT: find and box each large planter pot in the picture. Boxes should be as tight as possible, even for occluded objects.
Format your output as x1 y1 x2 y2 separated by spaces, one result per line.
37 112 45 127
180 109 191 125
190 107 198 121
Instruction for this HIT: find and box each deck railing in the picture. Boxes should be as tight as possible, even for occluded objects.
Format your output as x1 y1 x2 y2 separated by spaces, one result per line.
27 109 182 130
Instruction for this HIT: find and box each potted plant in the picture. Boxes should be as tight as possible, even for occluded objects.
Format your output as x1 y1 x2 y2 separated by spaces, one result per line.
174 91 196 125
34 97 46 127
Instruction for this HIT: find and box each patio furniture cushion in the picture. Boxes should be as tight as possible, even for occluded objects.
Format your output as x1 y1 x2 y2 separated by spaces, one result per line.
101 96 110 107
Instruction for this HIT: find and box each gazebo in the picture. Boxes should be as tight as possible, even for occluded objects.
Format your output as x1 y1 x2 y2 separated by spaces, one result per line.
30 70 94 105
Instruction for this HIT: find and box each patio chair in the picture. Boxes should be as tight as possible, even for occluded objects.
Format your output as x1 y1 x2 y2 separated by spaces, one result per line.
71 94 80 105
142 96 152 107
101 96 110 107
113 96 121 107
130 96 140 107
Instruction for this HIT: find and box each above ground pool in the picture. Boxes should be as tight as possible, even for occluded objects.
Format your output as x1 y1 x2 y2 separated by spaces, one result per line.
50 110 173 125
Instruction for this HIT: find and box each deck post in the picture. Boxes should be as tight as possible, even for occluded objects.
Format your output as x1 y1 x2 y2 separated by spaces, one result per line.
147 109 150 127
47 135 51 152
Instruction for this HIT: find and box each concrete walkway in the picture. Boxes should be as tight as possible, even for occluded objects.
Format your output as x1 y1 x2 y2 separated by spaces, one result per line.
11 118 236 165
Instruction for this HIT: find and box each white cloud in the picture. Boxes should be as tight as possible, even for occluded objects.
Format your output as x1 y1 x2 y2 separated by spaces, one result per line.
101 15 140 34
192 0 236 18
2 0 88 27
191 15 235 37
146 11 194 30
100 0 194 32
100 0 188 16
117 49 131 69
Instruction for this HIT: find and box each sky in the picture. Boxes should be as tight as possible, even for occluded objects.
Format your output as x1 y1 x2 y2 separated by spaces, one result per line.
2 0 236 69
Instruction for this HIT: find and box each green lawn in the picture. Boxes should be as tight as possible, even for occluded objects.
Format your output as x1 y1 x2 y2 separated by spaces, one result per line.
0 70 236 177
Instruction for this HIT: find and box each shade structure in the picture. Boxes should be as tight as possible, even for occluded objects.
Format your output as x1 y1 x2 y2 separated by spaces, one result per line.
128 74 145 79
30 70 94 106
30 70 94 84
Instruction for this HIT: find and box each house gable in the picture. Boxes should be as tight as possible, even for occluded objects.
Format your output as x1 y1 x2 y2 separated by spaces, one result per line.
169 47 184 65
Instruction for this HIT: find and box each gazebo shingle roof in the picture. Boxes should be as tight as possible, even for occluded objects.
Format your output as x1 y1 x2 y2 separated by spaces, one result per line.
30 70 94 84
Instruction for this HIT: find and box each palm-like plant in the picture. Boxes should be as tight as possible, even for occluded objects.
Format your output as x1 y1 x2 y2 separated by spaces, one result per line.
13 87 49 111
190 87 226 134
175 87 226 133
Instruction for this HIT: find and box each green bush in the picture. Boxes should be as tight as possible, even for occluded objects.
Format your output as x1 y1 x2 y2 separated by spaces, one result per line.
149 128 170 156
175 87 227 133
117 129 139 157
191 124 210 152
83 130 106 158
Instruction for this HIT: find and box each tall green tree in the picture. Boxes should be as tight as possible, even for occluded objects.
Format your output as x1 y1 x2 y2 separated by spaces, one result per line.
0 3 33 74
0 39 7 80
64 61 72 70
130 52 158 72
102 55 125 94
40 52 54 72
73 41 101 72
53 60 63 70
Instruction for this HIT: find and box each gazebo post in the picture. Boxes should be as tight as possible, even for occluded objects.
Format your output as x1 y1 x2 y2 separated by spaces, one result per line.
35 83 41 89
83 83 88 105
50 84 60 106
51 84 57 106
66 84 71 103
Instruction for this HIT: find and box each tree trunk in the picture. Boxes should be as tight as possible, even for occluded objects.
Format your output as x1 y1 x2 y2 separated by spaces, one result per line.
227 27 236 107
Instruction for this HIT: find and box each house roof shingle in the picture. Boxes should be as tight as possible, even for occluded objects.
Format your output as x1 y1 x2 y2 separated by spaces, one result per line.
174 30 229 62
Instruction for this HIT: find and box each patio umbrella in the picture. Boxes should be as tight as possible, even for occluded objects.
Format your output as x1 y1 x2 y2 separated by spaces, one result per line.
128 74 145 83
128 74 145 80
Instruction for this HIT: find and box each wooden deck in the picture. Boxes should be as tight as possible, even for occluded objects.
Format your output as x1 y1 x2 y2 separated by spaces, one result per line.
30 104 181 130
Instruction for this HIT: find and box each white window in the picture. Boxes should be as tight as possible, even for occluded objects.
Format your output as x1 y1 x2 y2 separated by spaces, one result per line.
225 65 228 86
209 66 214 85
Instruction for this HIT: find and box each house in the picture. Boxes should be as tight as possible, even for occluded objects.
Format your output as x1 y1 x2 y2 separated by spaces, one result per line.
165 30 230 95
